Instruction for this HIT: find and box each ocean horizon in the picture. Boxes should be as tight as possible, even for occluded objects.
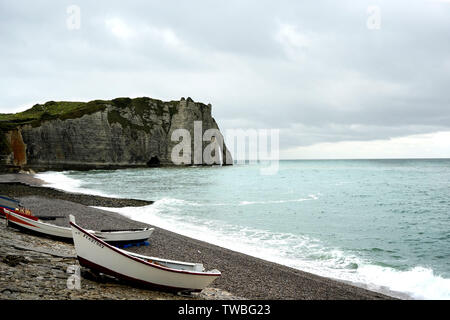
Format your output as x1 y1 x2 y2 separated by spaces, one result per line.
36 159 450 300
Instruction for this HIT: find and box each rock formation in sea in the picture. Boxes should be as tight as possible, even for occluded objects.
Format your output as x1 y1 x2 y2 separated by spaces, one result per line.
0 97 232 172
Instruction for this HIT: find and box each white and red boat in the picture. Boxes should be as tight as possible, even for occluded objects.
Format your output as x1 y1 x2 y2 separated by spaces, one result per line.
69 214 221 292
4 209 154 244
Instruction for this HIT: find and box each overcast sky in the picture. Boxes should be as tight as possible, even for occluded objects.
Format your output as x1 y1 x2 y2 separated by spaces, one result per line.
1 0 449 159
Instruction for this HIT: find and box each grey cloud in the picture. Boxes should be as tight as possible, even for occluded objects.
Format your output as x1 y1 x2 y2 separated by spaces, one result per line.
0 0 449 152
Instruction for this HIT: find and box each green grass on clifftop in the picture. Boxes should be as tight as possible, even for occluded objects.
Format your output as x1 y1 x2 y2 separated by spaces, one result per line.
0 97 183 132
0 100 109 131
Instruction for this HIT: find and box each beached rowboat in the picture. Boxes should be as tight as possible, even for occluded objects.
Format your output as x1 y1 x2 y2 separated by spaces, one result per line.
4 209 154 244
69 214 221 292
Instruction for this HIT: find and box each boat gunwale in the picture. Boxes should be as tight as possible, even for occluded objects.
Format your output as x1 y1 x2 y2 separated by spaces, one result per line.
5 209 71 231
0 195 20 204
94 228 153 235
6 209 153 236
2 206 39 221
120 250 201 268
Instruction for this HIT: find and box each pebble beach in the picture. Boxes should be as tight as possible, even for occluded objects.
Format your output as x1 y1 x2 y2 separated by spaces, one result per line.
0 173 395 300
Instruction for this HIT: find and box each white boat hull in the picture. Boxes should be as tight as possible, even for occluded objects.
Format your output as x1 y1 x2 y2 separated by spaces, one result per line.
69 215 221 292
6 209 73 239
5 209 154 243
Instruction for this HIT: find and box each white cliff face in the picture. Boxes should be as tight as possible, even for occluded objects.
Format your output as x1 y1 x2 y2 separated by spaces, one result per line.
0 97 232 172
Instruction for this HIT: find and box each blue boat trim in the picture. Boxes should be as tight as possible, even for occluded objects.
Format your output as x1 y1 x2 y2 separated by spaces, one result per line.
0 196 20 203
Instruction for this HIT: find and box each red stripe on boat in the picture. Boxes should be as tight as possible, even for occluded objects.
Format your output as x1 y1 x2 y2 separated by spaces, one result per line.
6 212 40 228
1 207 38 221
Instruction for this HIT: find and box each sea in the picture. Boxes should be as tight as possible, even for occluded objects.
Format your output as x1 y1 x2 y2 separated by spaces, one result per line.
36 159 450 299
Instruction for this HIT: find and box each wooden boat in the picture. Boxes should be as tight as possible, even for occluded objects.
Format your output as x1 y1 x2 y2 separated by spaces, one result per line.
4 209 154 244
0 196 23 219
69 214 221 292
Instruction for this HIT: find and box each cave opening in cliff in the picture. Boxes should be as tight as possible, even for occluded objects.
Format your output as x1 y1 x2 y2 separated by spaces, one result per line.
147 156 160 167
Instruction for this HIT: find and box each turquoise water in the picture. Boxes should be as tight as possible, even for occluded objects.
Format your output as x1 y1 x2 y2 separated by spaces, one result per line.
37 159 450 299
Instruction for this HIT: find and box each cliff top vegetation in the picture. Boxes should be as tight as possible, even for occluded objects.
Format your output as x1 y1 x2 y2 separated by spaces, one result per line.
0 97 185 132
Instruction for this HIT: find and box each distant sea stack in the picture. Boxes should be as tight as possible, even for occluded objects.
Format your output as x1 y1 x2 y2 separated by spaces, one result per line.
0 97 232 172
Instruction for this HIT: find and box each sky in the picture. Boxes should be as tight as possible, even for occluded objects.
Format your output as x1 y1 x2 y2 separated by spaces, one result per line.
0 0 449 159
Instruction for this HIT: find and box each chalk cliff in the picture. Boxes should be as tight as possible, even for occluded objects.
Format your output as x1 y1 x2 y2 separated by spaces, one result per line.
0 97 232 172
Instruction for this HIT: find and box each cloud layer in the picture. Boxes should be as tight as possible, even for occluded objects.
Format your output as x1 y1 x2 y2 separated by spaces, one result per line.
0 0 449 157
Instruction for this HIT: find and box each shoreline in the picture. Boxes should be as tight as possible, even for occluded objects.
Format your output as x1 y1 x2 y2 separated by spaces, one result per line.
0 173 398 300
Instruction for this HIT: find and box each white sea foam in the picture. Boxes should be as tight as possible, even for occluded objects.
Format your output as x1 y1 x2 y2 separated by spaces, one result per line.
96 197 450 300
238 194 318 206
238 199 308 205
357 265 450 300
35 171 117 197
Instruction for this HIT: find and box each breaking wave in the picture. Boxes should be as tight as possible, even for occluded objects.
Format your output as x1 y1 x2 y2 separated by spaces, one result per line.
35 171 117 197
97 197 450 300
